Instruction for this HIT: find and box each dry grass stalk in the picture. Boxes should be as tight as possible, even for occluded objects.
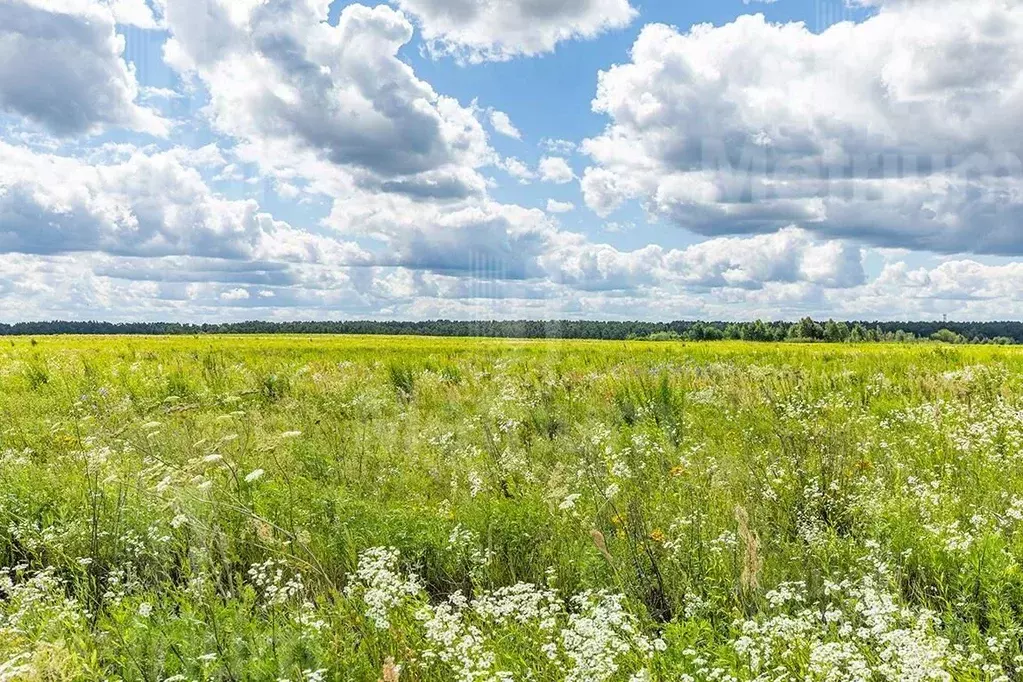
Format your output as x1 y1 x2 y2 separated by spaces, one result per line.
734 504 762 593
590 528 614 564
378 657 399 682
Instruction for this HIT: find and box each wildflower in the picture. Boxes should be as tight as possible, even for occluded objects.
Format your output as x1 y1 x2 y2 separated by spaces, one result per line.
245 469 265 483
280 430 303 439
138 602 153 618
468 470 484 497
345 547 424 630
248 559 305 608
559 493 581 510
561 591 651 682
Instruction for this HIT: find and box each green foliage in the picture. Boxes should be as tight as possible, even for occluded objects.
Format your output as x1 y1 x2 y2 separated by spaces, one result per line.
0 319 1019 344
0 337 1022 679
931 328 968 344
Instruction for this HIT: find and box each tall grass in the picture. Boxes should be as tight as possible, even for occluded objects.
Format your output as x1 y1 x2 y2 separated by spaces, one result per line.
0 336 1021 679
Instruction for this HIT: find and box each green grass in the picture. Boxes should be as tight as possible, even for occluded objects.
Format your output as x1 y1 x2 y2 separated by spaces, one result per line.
1 335 1023 680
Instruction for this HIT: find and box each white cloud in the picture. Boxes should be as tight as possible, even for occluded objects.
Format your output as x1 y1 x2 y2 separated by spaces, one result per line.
326 191 559 279
603 221 634 233
541 227 864 292
489 110 521 140
220 288 250 301
498 156 534 183
160 0 493 200
0 141 368 266
582 1 1023 254
5 0 1023 323
539 156 575 184
392 0 638 63
105 0 161 28
546 199 575 214
0 0 166 136
541 138 577 155
869 259 1023 303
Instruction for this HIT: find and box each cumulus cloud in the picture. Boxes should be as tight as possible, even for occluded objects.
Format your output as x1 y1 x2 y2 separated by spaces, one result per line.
327 191 560 278
582 1 1023 254
489 110 521 139
0 141 367 265
220 288 250 301
160 0 493 199
869 259 1023 303
6 0 1023 323
0 252 406 321
0 0 165 135
498 156 534 183
0 139 875 317
546 199 575 213
392 0 638 63
105 0 161 28
541 227 865 292
539 156 575 184
541 138 577 155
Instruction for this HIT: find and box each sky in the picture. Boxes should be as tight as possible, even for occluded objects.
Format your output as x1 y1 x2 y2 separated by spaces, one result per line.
1 0 1022 323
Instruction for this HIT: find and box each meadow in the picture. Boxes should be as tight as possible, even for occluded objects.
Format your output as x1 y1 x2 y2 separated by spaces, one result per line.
2 335 1023 681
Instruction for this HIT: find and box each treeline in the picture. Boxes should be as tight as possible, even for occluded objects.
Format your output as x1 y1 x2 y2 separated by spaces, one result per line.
642 320 1015 344
0 318 1021 343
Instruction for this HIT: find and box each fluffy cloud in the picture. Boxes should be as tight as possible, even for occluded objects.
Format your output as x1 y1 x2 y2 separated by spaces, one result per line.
104 0 161 28
392 0 637 63
6 0 1023 323
499 157 535 183
0 0 165 135
0 138 873 316
869 259 1023 303
546 199 575 213
541 227 864 292
582 1 1023 254
0 141 367 265
327 192 559 278
220 288 250 301
539 156 575 184
161 0 492 199
489 110 521 140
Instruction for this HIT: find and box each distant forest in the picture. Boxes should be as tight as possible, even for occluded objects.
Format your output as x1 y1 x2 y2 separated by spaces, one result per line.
1 319 1022 344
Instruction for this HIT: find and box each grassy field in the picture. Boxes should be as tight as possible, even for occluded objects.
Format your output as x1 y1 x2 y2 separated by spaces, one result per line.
2 335 1023 681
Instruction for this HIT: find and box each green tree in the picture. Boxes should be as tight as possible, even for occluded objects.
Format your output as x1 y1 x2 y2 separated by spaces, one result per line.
931 329 965 344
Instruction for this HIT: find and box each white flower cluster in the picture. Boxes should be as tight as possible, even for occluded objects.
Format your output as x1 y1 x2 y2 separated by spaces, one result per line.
474 583 560 630
727 575 1010 682
0 566 84 632
0 565 86 676
561 590 665 682
347 549 661 682
344 547 424 630
418 593 504 682
247 558 305 608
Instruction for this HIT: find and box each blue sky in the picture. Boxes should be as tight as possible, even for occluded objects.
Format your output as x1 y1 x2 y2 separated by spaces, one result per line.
1 0 1021 322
